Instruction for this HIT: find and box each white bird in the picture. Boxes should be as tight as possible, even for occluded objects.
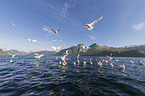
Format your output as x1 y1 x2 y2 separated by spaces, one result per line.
65 50 69 55
106 55 112 60
61 55 67 62
10 60 13 63
77 59 80 63
51 28 60 35
25 38 38 42
98 61 103 67
116 63 125 70
51 45 64 52
110 63 113 67
130 60 134 64
123 64 125 70
82 45 90 52
10 55 15 63
83 61 87 65
12 23 16 28
61 54 67 65
84 16 103 30
73 62 76 66
59 61 62 64
12 55 15 59
34 53 44 59
77 54 80 59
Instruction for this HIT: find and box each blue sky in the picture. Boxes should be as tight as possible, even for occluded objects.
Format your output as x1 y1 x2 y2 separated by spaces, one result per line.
1 0 145 51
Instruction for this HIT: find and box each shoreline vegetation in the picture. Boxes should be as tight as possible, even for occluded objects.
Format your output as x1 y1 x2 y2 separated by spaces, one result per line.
1 43 145 57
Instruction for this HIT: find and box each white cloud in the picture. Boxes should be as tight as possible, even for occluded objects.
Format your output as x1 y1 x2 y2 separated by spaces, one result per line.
88 35 96 40
60 3 70 17
52 40 63 42
132 23 145 30
42 25 52 34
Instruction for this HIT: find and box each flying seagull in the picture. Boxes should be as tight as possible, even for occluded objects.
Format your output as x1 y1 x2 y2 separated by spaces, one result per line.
25 38 38 42
51 28 60 35
34 53 44 59
84 16 103 30
51 45 64 52
12 23 16 28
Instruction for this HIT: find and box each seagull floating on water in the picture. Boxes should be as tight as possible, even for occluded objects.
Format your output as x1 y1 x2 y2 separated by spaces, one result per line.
51 28 60 35
51 45 64 52
25 38 38 42
10 55 15 63
84 16 103 30
12 55 15 59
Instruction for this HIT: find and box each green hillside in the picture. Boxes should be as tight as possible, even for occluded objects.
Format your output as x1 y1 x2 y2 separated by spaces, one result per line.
0 49 9 55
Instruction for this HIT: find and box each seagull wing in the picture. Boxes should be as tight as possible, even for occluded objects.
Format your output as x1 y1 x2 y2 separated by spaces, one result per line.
51 45 57 51
83 24 90 28
39 54 44 58
82 45 86 49
25 38 32 42
51 29 57 34
31 40 38 42
57 28 60 32
65 50 69 55
90 16 103 26
35 53 39 56
58 45 64 50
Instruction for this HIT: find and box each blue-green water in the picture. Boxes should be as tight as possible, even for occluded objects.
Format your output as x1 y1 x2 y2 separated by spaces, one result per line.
0 56 145 96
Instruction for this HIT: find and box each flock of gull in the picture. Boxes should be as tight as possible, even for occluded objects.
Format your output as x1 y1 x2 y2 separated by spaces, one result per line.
10 16 142 70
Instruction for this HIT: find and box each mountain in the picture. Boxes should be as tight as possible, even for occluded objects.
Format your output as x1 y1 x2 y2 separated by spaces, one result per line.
0 49 9 55
5 49 29 55
56 43 145 57
90 50 145 57
30 51 56 56
126 45 145 52
55 44 85 56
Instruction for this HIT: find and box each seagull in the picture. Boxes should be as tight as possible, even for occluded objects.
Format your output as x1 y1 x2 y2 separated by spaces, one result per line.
116 63 125 70
77 54 80 59
61 54 67 62
110 63 113 67
10 55 15 63
12 23 16 28
106 55 112 60
82 45 90 52
12 55 15 59
51 28 60 35
84 16 103 30
10 60 13 63
61 54 67 65
34 53 44 59
65 50 69 55
51 45 64 52
25 38 38 42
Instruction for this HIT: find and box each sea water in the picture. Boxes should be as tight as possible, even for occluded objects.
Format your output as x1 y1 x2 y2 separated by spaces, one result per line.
0 55 145 96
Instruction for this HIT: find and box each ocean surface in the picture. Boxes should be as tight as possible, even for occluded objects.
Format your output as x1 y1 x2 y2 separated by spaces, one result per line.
0 55 145 96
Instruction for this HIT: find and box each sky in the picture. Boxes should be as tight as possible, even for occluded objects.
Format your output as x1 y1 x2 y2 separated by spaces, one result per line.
0 0 145 51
